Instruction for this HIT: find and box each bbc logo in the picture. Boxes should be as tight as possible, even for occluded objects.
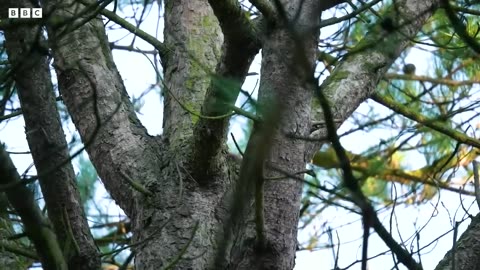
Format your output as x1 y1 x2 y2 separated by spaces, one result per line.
8 8 43 18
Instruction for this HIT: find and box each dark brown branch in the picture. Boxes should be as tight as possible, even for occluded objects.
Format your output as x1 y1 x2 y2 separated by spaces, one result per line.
0 144 67 269
319 0 382 28
2 0 101 268
319 0 348 11
0 110 22 122
316 79 422 270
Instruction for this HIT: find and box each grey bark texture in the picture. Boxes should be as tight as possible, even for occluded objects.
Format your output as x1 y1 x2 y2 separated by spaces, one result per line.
1 0 101 268
434 215 480 270
2 0 461 269
1 0 100 269
0 144 67 269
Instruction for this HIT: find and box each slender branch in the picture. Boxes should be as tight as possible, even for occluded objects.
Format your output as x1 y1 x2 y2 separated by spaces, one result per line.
0 96 62 123
0 144 67 269
384 73 480 86
371 93 480 149
451 221 459 270
312 146 478 196
0 111 22 122
109 44 157 54
230 133 245 156
316 81 374 270
442 0 480 54
452 5 480 16
228 104 261 122
77 0 170 58
319 0 382 28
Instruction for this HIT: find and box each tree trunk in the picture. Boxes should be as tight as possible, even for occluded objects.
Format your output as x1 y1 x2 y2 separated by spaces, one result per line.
1 0 100 268
434 215 480 270
28 0 442 269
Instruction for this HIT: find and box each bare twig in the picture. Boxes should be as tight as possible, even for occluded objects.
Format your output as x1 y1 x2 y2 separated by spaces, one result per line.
230 133 245 156
371 93 480 149
452 221 460 270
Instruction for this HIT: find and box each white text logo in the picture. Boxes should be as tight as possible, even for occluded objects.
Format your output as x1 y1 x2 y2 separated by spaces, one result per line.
8 8 43 18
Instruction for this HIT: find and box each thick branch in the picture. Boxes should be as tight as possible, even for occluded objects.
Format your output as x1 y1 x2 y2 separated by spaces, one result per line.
208 0 262 42
227 0 323 268
309 0 440 156
41 0 161 217
2 1 101 267
0 144 67 270
250 0 277 23
191 0 261 182
161 0 223 152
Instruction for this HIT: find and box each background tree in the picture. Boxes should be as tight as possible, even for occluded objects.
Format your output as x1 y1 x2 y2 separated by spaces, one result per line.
1 0 480 269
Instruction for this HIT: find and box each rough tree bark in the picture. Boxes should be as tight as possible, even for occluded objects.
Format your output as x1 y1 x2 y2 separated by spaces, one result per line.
2 2 100 270
1 0 446 269
434 216 480 270
0 144 66 269
1 0 100 269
